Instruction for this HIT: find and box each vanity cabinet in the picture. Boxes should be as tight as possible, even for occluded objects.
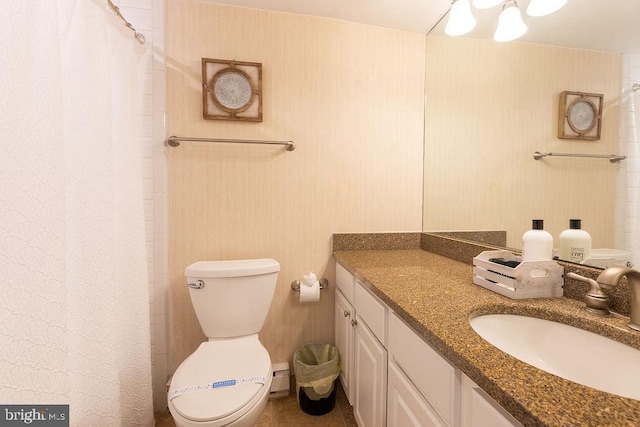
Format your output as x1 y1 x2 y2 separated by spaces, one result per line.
460 374 523 427
334 261 520 427
335 263 356 404
354 314 387 427
353 278 388 427
388 312 459 427
335 262 388 426
387 360 446 427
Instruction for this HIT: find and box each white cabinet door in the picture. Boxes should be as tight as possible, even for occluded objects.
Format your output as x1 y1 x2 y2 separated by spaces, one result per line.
460 374 523 427
335 289 355 405
387 361 447 427
354 317 387 427
388 313 459 427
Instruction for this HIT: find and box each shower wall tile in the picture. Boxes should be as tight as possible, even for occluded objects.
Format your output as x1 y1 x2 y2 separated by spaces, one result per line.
153 70 166 111
154 192 166 235
153 353 168 407
154 232 167 276
619 53 640 265
140 69 153 95
120 6 153 31
142 158 154 184
153 111 166 152
121 0 153 10
143 178 154 200
153 0 164 28
139 115 153 138
153 154 166 193
123 0 168 411
154 273 167 315
140 136 153 158
139 94 153 116
155 314 167 354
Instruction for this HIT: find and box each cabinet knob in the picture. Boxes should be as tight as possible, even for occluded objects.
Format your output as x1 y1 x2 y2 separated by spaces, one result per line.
344 310 350 317
351 318 358 327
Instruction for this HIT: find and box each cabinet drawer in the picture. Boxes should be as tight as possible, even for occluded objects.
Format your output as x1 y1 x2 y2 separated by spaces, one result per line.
389 313 459 427
355 280 387 345
461 374 523 427
336 262 355 304
388 360 447 427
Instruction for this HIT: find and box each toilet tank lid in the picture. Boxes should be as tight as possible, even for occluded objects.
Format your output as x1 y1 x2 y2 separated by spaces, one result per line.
186 259 280 278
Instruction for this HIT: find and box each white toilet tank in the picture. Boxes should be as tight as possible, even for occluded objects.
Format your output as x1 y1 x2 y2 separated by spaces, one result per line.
185 259 280 338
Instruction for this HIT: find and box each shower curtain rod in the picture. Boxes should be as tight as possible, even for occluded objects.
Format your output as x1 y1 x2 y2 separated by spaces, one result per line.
107 0 146 44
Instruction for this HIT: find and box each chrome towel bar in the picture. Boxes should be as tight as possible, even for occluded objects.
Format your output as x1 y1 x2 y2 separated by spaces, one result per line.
533 151 626 163
167 136 295 151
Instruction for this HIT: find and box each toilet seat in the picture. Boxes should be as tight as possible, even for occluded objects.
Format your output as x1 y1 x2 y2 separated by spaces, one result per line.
169 336 272 424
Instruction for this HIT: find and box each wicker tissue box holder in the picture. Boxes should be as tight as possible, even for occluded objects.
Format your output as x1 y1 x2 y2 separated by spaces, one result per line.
473 250 564 299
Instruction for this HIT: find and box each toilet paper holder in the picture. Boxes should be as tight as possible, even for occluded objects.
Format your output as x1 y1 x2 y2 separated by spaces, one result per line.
291 278 329 292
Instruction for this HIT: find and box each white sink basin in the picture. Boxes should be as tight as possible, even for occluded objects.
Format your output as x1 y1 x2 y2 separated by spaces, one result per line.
469 314 640 400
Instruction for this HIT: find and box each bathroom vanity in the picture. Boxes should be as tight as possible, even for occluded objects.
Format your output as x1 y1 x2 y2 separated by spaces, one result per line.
333 236 640 427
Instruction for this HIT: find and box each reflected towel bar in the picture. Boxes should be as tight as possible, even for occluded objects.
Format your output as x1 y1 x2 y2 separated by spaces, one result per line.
533 151 626 163
167 136 295 151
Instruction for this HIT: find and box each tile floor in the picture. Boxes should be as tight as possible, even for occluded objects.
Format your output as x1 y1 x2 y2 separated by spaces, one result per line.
155 382 357 427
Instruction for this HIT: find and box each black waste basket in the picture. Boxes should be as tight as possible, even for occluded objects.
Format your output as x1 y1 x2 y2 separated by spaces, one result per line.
293 343 341 416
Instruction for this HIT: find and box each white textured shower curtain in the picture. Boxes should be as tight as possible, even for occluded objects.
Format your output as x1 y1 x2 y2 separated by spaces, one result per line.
0 1 153 425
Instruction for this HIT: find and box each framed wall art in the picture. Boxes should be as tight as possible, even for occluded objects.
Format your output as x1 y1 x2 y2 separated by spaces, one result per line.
202 58 262 122
557 91 603 140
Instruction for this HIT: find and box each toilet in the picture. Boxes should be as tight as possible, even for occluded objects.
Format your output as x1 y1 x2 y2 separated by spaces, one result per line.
168 258 280 427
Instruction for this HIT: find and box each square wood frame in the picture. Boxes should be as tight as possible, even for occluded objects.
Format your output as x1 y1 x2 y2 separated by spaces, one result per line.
202 58 262 122
557 91 603 140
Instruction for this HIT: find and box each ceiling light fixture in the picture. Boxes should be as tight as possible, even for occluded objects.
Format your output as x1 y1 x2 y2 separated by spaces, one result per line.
493 0 528 42
526 0 568 17
445 0 477 36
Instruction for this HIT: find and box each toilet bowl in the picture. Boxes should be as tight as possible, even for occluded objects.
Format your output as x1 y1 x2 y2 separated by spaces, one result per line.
168 336 273 426
168 259 280 427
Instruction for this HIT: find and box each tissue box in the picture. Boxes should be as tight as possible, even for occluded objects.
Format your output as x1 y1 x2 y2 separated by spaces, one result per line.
473 250 563 299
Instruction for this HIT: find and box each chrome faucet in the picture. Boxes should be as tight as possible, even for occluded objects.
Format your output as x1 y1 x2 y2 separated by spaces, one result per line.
595 267 640 332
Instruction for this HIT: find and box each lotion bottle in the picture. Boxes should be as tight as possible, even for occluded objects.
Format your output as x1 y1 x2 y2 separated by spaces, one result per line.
522 219 553 261
558 219 592 263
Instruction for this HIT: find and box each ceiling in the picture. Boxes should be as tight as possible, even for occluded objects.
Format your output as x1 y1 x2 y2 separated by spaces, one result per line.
203 0 640 55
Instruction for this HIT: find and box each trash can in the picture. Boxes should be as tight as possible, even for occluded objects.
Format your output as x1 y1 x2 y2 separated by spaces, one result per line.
293 343 341 416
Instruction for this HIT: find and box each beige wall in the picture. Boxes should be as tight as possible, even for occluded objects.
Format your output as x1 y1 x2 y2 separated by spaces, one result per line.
166 0 425 371
424 36 622 249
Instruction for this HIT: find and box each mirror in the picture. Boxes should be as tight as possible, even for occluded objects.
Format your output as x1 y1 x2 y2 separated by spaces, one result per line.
422 0 640 268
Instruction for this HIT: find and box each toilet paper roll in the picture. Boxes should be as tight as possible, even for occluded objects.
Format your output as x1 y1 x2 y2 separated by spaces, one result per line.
299 280 320 303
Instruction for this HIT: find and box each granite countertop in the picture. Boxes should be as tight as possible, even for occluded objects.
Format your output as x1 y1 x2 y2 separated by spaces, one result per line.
333 249 640 427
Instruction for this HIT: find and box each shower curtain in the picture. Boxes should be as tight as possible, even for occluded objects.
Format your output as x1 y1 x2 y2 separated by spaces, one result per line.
0 1 153 425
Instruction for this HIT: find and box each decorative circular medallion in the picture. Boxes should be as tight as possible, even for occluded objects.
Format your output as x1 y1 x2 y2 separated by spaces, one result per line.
211 68 254 112
567 98 597 134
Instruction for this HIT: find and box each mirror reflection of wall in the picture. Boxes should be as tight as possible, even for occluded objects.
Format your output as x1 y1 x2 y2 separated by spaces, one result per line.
422 1 640 268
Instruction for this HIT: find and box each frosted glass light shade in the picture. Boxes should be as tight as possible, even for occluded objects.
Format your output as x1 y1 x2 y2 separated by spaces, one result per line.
493 1 527 42
445 0 477 36
472 0 503 9
526 0 567 17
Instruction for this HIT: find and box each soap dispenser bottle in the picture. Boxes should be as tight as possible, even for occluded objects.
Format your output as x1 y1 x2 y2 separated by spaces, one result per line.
558 219 592 263
522 219 553 261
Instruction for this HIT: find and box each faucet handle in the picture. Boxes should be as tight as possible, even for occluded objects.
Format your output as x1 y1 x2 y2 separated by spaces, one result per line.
567 272 611 316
